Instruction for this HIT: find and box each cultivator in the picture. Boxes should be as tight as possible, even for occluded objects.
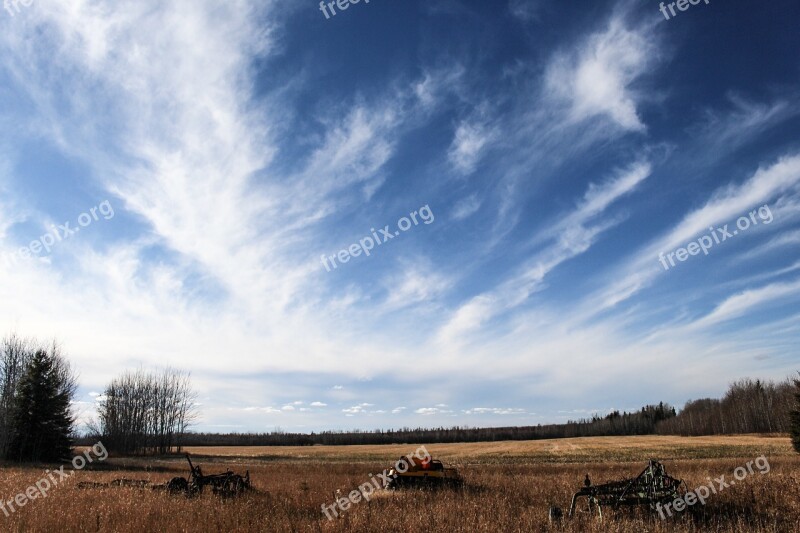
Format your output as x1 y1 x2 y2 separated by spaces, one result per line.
77 454 252 498
166 454 251 497
566 459 684 518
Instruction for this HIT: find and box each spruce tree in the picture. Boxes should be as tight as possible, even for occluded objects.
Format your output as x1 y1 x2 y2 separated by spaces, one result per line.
7 349 76 462
791 374 800 454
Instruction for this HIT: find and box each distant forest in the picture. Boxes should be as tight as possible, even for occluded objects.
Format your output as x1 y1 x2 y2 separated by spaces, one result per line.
7 333 796 455
146 375 798 447
177 402 676 447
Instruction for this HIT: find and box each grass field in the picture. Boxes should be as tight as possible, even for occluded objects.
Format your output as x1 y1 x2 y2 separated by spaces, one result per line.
1 435 798 532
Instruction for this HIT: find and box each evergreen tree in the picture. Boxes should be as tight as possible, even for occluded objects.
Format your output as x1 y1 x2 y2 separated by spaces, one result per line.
7 348 77 462
791 374 800 454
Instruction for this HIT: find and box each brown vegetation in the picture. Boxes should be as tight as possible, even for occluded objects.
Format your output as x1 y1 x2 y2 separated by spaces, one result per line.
1 435 798 532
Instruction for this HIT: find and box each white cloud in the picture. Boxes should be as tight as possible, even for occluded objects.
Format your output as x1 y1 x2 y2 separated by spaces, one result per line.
415 406 453 415
693 278 800 328
736 229 800 262
448 118 496 174
295 105 399 214
509 0 541 22
413 65 465 109
464 407 526 415
0 0 796 434
545 18 655 131
342 403 375 414
438 162 650 343
694 95 800 154
381 261 453 310
452 195 482 221
592 153 800 312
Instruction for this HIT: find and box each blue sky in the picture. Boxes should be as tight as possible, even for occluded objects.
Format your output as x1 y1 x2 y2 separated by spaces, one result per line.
1 0 799 433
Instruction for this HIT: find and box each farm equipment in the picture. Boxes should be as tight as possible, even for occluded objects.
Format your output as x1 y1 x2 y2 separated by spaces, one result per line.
566 459 683 518
76 455 252 497
386 455 463 489
166 454 252 497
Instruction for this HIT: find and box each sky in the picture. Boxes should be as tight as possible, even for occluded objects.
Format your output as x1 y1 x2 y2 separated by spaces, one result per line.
0 0 798 433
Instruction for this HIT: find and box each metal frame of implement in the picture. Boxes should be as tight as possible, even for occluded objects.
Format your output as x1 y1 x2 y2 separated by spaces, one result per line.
568 459 684 518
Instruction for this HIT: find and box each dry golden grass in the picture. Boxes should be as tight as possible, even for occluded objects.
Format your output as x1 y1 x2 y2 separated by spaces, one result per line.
2 435 798 532
184 434 795 463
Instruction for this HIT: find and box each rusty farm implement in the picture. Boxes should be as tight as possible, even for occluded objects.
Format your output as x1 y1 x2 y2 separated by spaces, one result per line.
165 454 251 497
78 454 252 497
554 459 684 519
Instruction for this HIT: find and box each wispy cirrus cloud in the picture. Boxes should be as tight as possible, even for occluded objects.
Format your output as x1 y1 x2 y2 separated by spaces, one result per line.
508 0 542 22
438 162 650 343
692 94 800 155
692 278 800 329
544 17 656 131
0 0 797 433
592 153 800 312
448 117 497 174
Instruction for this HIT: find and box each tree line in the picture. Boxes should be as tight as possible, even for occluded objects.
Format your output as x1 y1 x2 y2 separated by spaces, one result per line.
656 376 798 436
4 332 800 456
175 377 800 448
2 333 197 461
174 403 678 447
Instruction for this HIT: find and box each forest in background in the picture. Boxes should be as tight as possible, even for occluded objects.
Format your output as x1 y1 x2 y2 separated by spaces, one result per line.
4 333 796 452
120 376 798 448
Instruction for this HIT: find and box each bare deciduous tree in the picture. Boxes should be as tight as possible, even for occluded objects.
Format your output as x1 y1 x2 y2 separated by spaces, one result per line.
95 368 197 454
657 376 796 437
0 334 35 458
0 334 33 457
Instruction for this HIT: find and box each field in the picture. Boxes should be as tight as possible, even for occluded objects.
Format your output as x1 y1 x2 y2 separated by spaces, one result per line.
1 435 799 532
